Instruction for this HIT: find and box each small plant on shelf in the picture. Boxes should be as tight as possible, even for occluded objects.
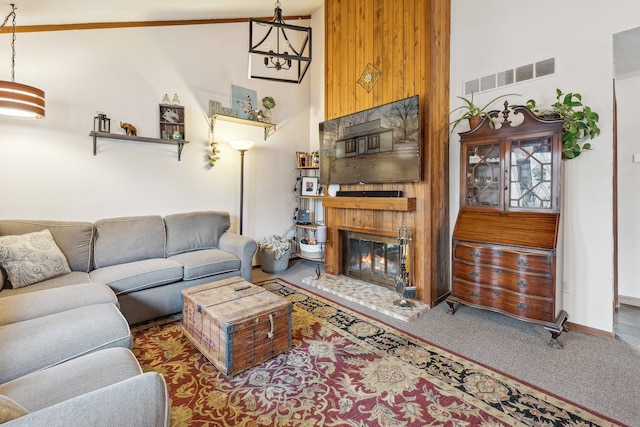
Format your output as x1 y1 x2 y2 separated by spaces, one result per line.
249 96 277 123
447 92 519 134
526 89 600 160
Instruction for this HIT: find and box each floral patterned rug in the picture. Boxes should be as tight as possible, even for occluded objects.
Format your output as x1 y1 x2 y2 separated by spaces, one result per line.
131 279 623 427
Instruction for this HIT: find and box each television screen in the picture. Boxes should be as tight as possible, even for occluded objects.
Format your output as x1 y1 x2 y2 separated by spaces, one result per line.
318 95 421 185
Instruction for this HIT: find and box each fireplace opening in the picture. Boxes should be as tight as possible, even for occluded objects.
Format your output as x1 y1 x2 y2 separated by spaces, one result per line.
343 231 400 289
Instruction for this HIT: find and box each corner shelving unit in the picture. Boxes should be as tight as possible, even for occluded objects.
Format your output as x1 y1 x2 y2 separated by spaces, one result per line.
210 114 277 140
89 131 189 161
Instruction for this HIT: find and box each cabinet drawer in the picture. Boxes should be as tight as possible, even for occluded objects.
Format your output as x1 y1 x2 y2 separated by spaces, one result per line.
451 279 554 323
454 243 553 275
453 260 553 297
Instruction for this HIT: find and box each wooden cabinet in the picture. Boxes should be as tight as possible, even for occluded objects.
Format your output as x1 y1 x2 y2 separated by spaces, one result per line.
447 104 568 348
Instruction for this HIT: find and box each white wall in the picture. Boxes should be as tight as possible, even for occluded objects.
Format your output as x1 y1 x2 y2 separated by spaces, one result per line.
451 0 640 332
0 19 317 247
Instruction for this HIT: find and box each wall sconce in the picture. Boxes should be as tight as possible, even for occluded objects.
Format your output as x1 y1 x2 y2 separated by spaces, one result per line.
94 112 110 133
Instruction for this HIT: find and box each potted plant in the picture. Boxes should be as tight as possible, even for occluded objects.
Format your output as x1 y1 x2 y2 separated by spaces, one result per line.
526 89 600 159
447 92 518 134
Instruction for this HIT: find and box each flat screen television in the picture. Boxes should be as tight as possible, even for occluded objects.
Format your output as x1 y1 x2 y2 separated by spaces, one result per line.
318 95 421 185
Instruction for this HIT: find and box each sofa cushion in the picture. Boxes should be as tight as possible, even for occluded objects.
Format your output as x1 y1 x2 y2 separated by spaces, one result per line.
169 248 240 281
0 220 94 272
164 211 231 256
94 216 166 269
0 347 142 412
0 283 117 326
0 271 91 299
0 303 131 384
0 230 71 288
90 258 183 295
0 394 28 423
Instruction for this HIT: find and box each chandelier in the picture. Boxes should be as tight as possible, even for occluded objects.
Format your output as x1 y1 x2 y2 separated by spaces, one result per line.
248 1 312 84
0 4 45 119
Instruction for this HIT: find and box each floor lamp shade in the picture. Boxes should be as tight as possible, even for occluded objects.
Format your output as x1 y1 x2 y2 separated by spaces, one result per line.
229 140 256 152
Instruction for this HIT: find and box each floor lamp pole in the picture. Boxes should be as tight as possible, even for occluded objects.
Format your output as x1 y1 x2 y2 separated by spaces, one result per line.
238 149 246 235
229 139 255 236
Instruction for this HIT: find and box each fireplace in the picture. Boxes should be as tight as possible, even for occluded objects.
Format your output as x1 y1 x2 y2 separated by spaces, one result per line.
343 231 400 289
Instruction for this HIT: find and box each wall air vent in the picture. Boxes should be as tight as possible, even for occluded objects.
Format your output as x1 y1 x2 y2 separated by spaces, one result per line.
463 57 556 96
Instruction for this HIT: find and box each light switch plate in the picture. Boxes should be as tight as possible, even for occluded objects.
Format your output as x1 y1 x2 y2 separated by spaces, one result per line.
633 153 640 163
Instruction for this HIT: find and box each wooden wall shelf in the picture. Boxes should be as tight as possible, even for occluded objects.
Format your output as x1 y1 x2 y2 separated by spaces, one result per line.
210 114 276 140
90 131 189 161
321 196 416 212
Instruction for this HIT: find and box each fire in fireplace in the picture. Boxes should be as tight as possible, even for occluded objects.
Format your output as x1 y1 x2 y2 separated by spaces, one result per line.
344 232 400 289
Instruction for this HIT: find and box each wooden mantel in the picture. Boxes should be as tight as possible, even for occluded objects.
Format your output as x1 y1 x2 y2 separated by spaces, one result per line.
321 197 416 212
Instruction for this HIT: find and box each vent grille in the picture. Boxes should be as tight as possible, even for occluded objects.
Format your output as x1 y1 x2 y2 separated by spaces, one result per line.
463 57 556 96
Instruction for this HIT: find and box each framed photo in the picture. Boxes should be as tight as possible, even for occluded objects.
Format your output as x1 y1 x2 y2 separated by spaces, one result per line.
296 151 308 168
301 176 318 196
231 85 257 119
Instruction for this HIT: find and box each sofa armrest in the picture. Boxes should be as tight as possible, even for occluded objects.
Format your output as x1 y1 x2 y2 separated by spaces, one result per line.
5 372 169 427
218 232 258 281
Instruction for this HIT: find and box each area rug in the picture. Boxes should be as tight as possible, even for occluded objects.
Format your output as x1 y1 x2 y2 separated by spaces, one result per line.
131 278 623 427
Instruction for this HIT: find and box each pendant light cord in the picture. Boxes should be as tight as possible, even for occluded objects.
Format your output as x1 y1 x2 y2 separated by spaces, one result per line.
1 3 16 82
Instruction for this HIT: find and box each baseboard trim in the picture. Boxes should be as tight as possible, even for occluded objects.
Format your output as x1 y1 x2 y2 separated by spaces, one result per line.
566 321 616 340
619 295 640 307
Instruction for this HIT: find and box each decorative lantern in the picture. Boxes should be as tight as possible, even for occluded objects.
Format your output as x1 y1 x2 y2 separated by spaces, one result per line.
94 112 110 133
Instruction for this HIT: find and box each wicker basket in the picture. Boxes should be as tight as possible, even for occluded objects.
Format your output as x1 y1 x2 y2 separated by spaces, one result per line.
260 246 291 273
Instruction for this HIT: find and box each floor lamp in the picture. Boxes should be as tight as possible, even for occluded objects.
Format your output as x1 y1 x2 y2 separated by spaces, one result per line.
229 140 255 235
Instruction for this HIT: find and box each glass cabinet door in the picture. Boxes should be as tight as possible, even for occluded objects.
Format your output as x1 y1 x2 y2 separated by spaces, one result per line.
508 136 554 209
463 142 502 207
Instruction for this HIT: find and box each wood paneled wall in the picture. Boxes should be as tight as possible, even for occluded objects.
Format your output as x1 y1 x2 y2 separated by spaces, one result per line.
324 0 451 306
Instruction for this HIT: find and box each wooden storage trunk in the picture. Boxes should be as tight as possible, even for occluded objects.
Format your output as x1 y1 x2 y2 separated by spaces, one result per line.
181 277 292 377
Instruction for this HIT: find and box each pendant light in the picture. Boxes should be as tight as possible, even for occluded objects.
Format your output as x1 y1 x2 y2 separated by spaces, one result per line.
248 1 312 84
0 4 45 119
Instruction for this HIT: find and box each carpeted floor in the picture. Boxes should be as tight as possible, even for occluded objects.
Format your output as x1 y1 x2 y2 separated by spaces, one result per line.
253 259 640 426
132 278 626 427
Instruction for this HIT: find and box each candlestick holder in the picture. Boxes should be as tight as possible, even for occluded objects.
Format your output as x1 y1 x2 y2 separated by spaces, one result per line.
394 225 414 309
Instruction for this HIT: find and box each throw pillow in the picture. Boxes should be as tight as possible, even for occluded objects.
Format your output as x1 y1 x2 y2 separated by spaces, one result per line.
0 265 6 292
0 394 29 422
0 229 71 288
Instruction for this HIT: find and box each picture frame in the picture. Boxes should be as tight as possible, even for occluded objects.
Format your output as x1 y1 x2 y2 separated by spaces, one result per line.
296 151 308 168
231 85 257 119
301 176 318 196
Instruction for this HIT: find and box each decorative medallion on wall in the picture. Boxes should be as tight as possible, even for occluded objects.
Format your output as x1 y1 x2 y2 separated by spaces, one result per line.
357 63 381 92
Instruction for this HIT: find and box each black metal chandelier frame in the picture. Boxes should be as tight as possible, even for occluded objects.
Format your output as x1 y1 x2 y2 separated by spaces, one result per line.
249 2 312 84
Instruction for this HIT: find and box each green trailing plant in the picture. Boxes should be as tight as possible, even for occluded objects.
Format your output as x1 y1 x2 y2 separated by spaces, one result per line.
447 92 519 134
526 89 600 160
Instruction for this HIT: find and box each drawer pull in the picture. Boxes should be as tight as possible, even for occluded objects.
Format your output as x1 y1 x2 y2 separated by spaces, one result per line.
493 290 502 296
470 250 480 259
493 268 502 274
469 271 479 279
493 249 503 256
516 303 528 311
469 291 479 298
516 279 528 288
517 257 529 266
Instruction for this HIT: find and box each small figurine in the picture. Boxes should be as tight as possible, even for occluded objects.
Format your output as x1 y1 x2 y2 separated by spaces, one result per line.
120 122 137 136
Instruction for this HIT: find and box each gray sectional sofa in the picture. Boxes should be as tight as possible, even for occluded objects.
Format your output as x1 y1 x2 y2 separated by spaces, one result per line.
0 284 169 426
0 211 258 426
0 211 258 324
